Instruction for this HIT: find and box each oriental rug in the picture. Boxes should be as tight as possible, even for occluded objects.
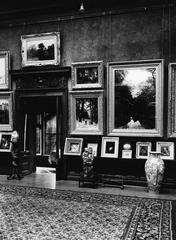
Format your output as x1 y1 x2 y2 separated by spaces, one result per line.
0 184 175 240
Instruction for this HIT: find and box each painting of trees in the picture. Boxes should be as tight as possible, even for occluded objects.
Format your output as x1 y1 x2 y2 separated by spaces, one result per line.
27 42 54 61
76 98 98 129
114 68 156 129
0 101 9 124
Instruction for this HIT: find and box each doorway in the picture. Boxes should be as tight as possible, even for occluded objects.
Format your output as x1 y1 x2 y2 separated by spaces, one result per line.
19 95 62 176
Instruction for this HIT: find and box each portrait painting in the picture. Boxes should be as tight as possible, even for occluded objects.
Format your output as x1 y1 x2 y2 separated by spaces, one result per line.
156 142 174 160
136 142 152 159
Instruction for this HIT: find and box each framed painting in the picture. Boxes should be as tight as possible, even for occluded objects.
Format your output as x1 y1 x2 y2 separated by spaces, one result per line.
156 142 174 160
0 92 13 131
87 143 98 157
21 32 60 67
71 61 103 89
107 59 164 137
168 63 176 137
122 150 132 159
101 137 119 158
69 90 104 135
136 142 152 159
0 132 12 152
64 138 83 156
0 51 10 89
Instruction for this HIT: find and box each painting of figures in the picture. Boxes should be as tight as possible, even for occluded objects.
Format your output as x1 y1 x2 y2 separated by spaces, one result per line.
76 98 98 130
69 90 103 135
108 60 163 136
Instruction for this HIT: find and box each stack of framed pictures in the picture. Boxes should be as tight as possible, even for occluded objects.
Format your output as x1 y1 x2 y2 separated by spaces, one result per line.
69 61 104 135
135 141 175 160
64 59 176 161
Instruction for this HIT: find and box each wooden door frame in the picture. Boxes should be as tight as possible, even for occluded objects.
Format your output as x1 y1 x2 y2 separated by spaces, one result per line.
15 90 68 179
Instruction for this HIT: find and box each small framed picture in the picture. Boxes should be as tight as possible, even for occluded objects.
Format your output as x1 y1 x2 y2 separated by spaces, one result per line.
87 143 98 157
122 150 132 159
0 132 12 152
136 142 152 159
71 61 103 89
156 142 174 160
64 138 83 156
21 32 60 67
101 137 119 158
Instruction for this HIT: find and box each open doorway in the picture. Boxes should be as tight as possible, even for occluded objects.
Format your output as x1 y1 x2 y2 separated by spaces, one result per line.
20 95 61 176
35 106 57 174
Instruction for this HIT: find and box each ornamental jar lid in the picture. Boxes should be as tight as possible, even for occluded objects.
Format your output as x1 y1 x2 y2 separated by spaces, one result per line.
123 143 131 150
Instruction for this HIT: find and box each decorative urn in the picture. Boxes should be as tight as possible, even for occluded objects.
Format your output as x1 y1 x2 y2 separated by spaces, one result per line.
145 151 165 193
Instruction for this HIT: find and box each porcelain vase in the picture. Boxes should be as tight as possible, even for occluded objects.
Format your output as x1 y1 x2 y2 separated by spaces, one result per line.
145 151 165 193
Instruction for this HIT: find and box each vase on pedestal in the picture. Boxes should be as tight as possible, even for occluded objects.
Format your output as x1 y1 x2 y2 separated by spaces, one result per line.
145 151 165 193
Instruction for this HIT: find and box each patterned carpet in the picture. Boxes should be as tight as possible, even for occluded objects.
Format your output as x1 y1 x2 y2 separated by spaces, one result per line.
0 184 174 240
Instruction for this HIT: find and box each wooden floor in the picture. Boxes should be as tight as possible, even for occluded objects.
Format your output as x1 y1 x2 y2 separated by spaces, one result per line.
1 167 176 200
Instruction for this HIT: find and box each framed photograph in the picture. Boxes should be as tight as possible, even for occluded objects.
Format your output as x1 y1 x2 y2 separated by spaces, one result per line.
101 137 119 158
87 143 98 157
21 32 60 67
71 61 103 89
168 63 176 137
0 92 13 131
136 142 152 159
0 132 12 152
0 51 10 89
64 138 83 156
156 142 174 160
69 90 104 135
122 150 132 159
107 59 164 137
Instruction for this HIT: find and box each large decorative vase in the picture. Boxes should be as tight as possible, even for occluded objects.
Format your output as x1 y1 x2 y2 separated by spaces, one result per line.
145 151 165 193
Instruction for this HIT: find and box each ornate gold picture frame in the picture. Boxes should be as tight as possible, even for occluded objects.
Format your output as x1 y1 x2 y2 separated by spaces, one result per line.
107 59 164 137
21 32 60 67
